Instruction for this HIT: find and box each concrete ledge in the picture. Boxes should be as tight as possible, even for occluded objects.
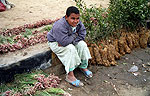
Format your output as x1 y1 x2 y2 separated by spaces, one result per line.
43 52 65 76
0 50 51 83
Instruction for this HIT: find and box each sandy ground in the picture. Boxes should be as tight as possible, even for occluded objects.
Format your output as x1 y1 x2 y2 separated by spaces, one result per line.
0 0 109 29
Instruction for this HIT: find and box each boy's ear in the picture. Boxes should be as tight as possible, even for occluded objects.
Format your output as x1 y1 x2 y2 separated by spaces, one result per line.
65 15 68 20
65 15 67 18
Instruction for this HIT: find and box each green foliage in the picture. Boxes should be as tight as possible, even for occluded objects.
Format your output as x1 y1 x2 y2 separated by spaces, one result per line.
43 25 52 32
0 70 42 93
0 35 14 44
75 0 150 41
108 0 150 30
7 36 15 44
75 0 114 42
0 35 7 44
0 70 64 96
35 88 65 96
23 29 32 38
46 88 65 95
35 90 53 96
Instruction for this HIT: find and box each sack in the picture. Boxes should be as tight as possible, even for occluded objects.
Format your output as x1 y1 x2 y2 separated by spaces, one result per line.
0 1 6 12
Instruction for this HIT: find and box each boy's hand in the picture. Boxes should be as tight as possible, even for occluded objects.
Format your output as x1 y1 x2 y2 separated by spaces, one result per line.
58 43 62 46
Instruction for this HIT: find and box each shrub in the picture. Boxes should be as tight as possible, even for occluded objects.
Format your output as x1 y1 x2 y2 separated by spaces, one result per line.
76 0 114 42
108 0 150 30
75 0 150 41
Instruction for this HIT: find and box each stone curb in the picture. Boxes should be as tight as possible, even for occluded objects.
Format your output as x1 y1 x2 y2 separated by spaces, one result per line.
0 50 51 83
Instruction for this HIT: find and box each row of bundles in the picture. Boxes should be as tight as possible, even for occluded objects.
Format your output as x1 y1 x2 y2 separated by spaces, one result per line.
88 27 150 66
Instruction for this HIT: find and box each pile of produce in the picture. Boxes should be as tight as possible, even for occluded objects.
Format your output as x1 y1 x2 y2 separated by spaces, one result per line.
0 18 59 53
0 70 70 96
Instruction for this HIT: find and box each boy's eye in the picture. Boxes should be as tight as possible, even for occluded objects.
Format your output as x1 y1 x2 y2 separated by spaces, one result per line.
71 17 79 20
71 17 75 20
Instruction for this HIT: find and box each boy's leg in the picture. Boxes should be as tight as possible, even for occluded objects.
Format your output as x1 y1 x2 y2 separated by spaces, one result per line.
75 41 91 68
48 41 84 86
75 41 93 77
79 59 88 69
48 41 81 74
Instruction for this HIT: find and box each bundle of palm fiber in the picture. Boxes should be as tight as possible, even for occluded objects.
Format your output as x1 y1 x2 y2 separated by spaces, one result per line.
88 27 150 67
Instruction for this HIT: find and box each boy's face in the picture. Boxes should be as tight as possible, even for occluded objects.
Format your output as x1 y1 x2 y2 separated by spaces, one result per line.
65 13 80 27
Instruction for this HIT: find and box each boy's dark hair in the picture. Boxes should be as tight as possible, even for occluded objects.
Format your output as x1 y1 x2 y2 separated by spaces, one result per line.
66 6 79 17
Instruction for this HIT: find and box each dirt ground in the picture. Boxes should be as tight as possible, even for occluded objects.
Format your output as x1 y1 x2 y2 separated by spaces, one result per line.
0 0 109 29
57 48 150 96
1 0 150 96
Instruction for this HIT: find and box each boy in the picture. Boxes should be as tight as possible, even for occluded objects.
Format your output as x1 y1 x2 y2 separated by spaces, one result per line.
47 6 92 87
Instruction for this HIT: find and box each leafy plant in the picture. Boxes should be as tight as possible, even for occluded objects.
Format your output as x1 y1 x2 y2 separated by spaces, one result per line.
6 37 14 44
0 35 15 44
75 0 150 42
108 0 150 30
35 88 65 96
75 0 114 42
23 29 32 38
43 25 52 32
0 70 64 96
0 35 7 44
